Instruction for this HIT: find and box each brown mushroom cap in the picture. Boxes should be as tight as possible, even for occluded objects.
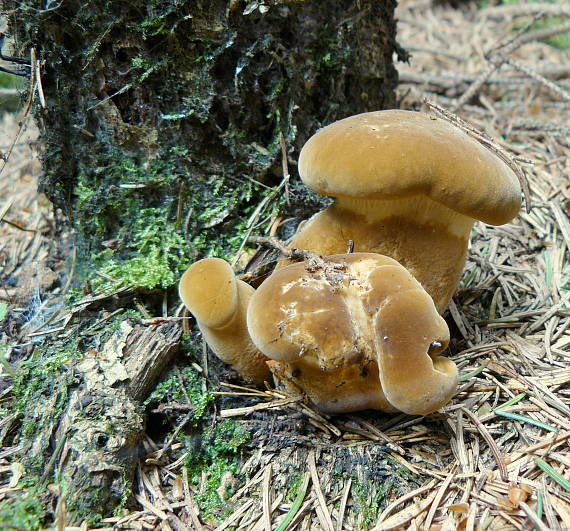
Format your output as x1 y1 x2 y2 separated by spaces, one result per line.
179 257 271 383
375 289 456 414
298 110 521 225
247 253 457 414
179 257 239 329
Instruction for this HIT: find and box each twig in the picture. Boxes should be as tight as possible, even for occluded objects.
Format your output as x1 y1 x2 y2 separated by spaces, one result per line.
219 397 302 418
151 403 196 414
33 50 46 108
481 3 570 19
153 410 194 460
279 132 291 206
1 217 40 232
503 57 570 102
230 134 291 266
425 99 532 213
247 235 350 287
453 13 569 112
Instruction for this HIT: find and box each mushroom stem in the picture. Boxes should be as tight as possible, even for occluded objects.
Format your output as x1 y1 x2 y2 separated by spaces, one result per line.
199 281 271 384
179 258 271 384
289 195 475 312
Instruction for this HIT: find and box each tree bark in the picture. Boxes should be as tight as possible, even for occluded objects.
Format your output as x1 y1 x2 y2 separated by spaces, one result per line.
5 0 400 238
3 0 401 522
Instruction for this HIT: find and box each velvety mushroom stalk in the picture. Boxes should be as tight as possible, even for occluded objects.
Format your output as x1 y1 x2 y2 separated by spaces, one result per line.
290 110 522 313
179 257 271 384
247 253 458 415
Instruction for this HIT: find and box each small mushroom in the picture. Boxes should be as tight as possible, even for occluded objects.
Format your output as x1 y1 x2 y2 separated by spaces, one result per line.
290 110 522 311
247 252 457 415
179 257 271 383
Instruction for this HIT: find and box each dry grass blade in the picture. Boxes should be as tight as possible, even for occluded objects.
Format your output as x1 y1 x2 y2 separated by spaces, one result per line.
372 489 439 531
215 499 254 531
308 451 334 531
423 467 456 529
461 407 508 481
519 501 549 531
262 463 273 531
336 478 352 531
504 57 570 102
219 397 302 418
375 479 437 527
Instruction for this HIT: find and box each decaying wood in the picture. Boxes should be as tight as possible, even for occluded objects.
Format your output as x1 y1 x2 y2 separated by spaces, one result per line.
31 321 181 518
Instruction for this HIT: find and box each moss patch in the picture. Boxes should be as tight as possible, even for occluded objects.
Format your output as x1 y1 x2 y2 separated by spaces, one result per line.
145 362 252 522
183 420 250 521
0 489 46 531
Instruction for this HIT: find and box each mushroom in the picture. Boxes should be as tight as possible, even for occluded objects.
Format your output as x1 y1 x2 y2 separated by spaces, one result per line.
247 252 457 415
179 257 271 383
289 110 522 312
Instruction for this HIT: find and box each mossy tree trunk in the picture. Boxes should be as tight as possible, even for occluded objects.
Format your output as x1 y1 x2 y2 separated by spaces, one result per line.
3 0 401 523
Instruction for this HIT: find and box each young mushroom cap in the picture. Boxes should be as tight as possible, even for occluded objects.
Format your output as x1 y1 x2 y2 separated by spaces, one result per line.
179 258 271 384
247 252 457 414
290 110 522 311
179 258 239 329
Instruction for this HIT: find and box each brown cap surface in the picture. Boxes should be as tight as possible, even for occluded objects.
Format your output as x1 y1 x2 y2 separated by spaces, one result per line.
248 252 457 414
375 288 456 415
247 253 397 369
179 257 238 329
298 110 521 225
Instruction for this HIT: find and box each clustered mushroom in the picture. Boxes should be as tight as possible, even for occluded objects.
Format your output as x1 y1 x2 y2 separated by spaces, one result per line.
247 253 456 415
179 110 522 416
290 110 521 311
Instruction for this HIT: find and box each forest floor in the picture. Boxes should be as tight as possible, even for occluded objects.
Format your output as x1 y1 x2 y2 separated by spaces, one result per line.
1 1 570 530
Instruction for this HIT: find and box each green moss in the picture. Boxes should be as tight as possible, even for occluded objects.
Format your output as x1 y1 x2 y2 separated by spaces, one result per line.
0 72 25 112
0 489 45 531
13 341 81 445
285 473 303 503
145 364 213 420
147 359 252 521
184 420 250 521
6 312 143 527
92 207 191 291
72 144 281 293
352 481 385 530
146 363 251 522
